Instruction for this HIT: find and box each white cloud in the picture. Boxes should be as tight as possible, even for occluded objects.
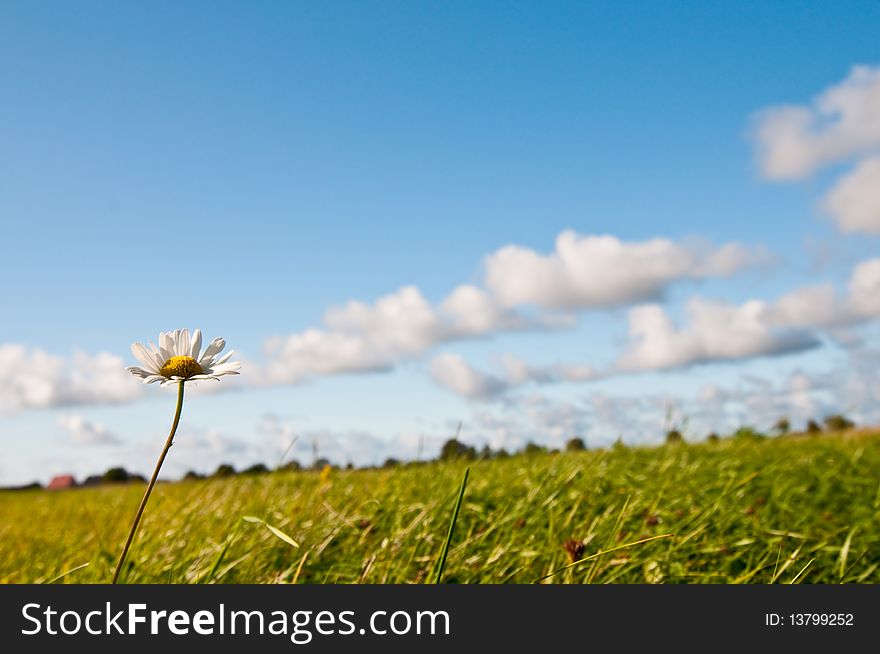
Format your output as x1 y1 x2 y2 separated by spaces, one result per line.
766 257 880 328
751 65 880 236
263 284 546 385
429 353 509 400
822 156 880 234
432 294 821 397
0 346 142 415
765 284 845 328
617 257 880 372
57 415 121 446
500 354 602 385
617 300 821 372
264 229 766 386
752 65 880 180
432 258 880 398
849 258 880 315
430 352 605 400
483 230 764 310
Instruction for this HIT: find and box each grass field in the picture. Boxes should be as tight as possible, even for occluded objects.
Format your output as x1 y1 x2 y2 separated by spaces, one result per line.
2 430 879 584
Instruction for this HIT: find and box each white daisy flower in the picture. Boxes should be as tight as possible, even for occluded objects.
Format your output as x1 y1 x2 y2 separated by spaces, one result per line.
126 328 241 386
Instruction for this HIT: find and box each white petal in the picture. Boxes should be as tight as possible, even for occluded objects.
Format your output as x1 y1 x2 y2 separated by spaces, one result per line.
199 337 225 366
168 330 178 357
130 343 157 372
212 350 235 366
126 365 151 378
159 332 175 361
190 329 202 360
206 362 241 376
179 329 191 357
147 341 166 368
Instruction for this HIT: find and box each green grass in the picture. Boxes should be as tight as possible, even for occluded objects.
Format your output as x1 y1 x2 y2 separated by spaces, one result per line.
2 430 879 584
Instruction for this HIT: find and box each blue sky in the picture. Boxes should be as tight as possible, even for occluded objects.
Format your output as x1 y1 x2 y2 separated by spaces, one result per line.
2 1 880 485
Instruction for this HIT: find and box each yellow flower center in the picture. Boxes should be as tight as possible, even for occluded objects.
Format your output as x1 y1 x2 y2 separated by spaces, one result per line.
160 355 203 379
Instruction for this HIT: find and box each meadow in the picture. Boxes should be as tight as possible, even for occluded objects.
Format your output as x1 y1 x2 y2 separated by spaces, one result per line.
1 430 878 584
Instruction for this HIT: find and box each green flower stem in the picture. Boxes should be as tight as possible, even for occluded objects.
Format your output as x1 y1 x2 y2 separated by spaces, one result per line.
112 380 185 584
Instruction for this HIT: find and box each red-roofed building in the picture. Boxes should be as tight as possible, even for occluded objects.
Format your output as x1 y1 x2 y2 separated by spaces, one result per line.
47 475 76 490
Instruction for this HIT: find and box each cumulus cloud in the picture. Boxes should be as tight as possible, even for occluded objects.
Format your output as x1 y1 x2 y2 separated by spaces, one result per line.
429 354 510 400
822 156 880 234
765 257 880 328
617 300 821 372
616 257 880 372
431 295 823 397
57 415 121 446
263 284 551 385
263 230 765 386
429 352 606 400
0 346 142 415
751 65 880 235
752 65 880 180
483 230 765 310
849 258 880 315
500 354 602 385
432 258 880 398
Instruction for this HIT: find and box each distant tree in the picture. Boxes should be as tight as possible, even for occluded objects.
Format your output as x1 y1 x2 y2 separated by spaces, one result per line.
493 448 510 459
439 438 477 461
345 462 355 471
278 460 301 472
612 437 627 451
773 417 791 436
565 437 586 452
478 445 494 459
242 463 269 475
213 463 236 478
665 429 684 445
183 470 204 481
382 458 400 468
823 414 855 432
806 419 822 435
706 433 720 444
523 441 547 455
103 467 130 483
733 426 765 441
4 481 42 491
312 457 332 470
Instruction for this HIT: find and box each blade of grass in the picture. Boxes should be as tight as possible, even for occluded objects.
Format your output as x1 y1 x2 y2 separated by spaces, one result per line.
46 562 89 584
207 520 242 582
837 527 856 580
585 495 630 583
243 516 300 549
789 558 814 584
291 550 309 584
770 545 802 583
433 466 470 584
